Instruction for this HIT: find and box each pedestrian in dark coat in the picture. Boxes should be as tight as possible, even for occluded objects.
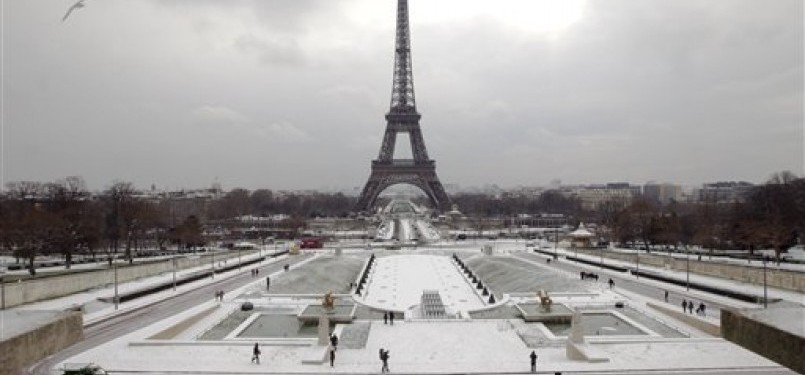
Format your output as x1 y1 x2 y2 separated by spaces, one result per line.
330 334 338 351
701 303 707 316
530 350 538 373
664 290 669 302
688 302 693 314
329 346 335 367
389 311 394 325
383 311 388 324
380 348 390 373
251 343 261 364
682 299 687 312
266 276 270 291
608 278 614 289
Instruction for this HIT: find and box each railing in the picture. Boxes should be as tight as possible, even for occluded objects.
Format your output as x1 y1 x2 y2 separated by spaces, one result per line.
372 159 434 167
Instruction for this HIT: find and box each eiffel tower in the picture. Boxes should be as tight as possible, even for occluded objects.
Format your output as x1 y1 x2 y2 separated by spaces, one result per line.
355 0 451 212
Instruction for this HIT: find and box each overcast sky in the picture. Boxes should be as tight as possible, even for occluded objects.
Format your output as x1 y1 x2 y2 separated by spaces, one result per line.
2 0 802 192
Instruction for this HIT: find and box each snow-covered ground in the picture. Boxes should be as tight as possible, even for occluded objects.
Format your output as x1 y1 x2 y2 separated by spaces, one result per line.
359 254 485 314
6 212 801 375
49 245 794 374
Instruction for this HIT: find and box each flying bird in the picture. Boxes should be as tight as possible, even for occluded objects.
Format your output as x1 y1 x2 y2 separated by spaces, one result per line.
62 0 86 22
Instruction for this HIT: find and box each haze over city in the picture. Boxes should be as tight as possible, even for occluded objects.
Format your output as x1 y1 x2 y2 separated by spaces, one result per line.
2 0 802 191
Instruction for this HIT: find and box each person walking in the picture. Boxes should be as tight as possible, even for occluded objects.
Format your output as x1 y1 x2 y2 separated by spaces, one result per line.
688 302 693 314
608 278 614 289
701 303 707 316
380 348 390 373
330 334 339 351
682 299 687 313
529 350 538 373
383 311 388 324
251 343 261 364
389 311 394 325
664 290 669 302
329 345 335 367
266 276 271 291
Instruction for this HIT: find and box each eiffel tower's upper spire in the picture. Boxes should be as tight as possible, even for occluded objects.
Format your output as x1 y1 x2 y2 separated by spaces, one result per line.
389 0 417 114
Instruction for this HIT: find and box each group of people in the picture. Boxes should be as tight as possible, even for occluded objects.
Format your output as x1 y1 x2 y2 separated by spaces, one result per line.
682 299 707 316
382 311 396 325
250 268 260 277
579 271 599 281
213 290 225 301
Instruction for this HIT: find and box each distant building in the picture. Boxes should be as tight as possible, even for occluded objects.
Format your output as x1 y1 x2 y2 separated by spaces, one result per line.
643 183 682 205
563 183 641 210
695 181 754 203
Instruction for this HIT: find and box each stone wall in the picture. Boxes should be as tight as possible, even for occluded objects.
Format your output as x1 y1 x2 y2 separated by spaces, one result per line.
0 311 83 375
2 250 257 308
721 308 804 374
572 249 805 292
646 302 720 337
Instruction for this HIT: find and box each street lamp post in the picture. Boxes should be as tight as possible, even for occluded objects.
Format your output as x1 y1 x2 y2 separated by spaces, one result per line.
600 247 604 269
554 227 559 256
686 247 690 291
1 274 5 310
114 261 119 310
763 256 768 308
211 248 215 279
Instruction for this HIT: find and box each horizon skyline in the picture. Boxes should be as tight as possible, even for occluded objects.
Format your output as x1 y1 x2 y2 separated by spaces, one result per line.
2 0 802 192
1 172 778 195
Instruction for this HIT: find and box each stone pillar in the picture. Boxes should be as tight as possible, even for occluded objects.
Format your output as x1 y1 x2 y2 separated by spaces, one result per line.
318 313 330 346
568 309 584 344
566 308 586 360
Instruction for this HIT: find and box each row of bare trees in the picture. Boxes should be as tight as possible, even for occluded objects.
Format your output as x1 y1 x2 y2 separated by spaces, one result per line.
450 190 583 217
438 172 803 260
0 177 203 275
0 179 359 275
601 172 804 260
207 189 356 219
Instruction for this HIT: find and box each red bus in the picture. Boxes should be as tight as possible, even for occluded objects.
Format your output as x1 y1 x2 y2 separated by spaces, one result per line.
300 237 324 249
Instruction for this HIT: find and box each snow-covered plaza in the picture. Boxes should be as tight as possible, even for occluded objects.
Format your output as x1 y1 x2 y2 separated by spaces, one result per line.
47 242 800 374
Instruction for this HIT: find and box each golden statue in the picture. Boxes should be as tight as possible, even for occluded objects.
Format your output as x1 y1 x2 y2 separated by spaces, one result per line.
323 291 335 310
537 289 552 309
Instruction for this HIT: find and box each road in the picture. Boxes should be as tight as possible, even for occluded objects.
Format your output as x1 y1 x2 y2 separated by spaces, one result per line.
26 254 312 375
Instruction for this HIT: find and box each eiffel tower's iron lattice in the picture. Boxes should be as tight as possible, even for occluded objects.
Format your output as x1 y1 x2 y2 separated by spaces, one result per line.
355 0 451 212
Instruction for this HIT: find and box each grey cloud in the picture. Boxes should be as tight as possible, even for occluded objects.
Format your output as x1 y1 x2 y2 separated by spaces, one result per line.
3 0 801 191
234 34 306 66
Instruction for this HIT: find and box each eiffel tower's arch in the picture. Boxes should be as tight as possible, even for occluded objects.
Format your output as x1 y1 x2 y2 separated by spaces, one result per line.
356 171 449 212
